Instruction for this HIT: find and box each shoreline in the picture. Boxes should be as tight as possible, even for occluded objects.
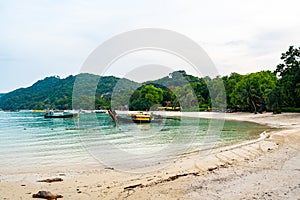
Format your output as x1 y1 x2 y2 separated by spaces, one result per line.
1 112 299 199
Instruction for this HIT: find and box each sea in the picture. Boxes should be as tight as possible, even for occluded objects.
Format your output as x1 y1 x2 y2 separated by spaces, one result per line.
0 111 269 173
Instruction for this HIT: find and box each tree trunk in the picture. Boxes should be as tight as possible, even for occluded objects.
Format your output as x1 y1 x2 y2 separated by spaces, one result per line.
251 99 257 114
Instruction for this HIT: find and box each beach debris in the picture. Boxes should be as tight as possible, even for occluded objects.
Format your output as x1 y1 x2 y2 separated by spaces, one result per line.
207 166 218 171
32 191 63 199
124 183 143 190
76 188 82 194
104 167 114 170
37 178 63 183
166 174 188 181
123 172 201 191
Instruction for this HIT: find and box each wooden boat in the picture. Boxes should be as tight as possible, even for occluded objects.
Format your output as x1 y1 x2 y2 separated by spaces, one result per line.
108 110 163 124
130 113 151 123
44 111 78 118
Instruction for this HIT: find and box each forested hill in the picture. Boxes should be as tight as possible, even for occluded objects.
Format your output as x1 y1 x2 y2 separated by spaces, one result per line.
145 70 203 87
0 71 202 111
0 73 139 110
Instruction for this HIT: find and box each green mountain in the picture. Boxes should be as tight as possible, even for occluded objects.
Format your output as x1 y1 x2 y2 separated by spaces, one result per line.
0 73 139 110
145 70 211 110
145 70 202 87
0 71 212 111
0 70 207 111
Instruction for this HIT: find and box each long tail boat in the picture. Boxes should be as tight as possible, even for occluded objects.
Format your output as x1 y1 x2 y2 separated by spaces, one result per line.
108 110 164 124
44 111 78 118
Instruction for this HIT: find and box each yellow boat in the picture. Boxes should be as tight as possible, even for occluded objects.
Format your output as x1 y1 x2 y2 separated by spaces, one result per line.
108 110 163 124
32 109 47 113
158 106 181 111
130 113 151 122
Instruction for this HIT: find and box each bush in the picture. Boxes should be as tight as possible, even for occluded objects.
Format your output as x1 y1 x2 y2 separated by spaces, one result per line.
281 107 300 112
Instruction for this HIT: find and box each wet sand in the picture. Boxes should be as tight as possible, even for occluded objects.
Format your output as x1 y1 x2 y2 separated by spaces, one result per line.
0 112 299 199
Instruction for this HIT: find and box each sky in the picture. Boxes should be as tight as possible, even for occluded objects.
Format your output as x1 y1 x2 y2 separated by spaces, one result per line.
0 0 300 93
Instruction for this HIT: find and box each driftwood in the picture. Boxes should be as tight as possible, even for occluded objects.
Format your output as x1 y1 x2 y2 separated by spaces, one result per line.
124 183 143 190
37 178 63 183
32 191 63 199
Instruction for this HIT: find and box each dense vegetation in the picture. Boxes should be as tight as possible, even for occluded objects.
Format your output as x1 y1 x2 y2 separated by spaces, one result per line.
226 46 300 113
0 74 137 110
0 46 299 113
275 46 300 108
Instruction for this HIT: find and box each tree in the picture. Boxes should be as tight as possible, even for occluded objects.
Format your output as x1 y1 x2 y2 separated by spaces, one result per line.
231 71 277 113
207 76 227 111
173 84 198 110
222 73 243 109
129 84 163 111
265 86 282 114
190 78 209 107
275 46 300 107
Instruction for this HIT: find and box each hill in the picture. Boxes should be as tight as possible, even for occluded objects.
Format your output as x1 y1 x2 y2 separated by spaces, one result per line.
0 71 213 111
0 74 139 110
0 70 208 111
145 70 203 87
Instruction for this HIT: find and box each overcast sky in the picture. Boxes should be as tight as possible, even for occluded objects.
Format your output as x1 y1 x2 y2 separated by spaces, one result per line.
1 0 300 93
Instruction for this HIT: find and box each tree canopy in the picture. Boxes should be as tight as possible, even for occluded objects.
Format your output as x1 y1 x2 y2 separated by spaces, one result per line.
129 84 164 111
275 46 300 107
230 71 277 113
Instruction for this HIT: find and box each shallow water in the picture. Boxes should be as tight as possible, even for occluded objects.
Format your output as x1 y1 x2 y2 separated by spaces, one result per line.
0 111 268 173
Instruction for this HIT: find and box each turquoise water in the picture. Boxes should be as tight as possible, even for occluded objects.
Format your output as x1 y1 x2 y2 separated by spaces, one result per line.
0 111 268 173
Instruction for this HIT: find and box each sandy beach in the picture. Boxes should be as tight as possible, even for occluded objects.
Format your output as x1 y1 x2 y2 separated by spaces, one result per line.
1 112 299 199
